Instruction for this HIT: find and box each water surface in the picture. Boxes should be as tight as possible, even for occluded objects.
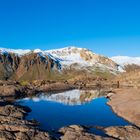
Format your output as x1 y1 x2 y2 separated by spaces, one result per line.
17 89 129 136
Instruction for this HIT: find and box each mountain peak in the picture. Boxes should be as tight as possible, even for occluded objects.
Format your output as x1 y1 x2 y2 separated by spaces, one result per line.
33 49 42 53
46 46 119 73
46 46 90 53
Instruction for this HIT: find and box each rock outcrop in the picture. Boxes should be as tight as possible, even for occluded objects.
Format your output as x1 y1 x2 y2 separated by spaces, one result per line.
105 126 140 140
59 125 115 140
0 100 52 140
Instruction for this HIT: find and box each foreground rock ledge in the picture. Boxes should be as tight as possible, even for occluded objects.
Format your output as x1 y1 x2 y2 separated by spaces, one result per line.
0 101 52 140
105 125 140 140
59 125 115 140
0 100 117 140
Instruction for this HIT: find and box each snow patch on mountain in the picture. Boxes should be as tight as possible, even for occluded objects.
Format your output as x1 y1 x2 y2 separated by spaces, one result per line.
46 46 121 74
46 46 101 68
0 47 31 55
33 49 42 53
111 56 140 66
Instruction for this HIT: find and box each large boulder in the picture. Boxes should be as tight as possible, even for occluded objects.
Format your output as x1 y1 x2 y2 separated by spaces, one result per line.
0 85 23 97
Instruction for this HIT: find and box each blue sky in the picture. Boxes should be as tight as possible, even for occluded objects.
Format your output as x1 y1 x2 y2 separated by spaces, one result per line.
0 0 140 56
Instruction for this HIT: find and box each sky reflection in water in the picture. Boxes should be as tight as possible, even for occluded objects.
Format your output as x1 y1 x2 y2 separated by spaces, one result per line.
17 89 129 135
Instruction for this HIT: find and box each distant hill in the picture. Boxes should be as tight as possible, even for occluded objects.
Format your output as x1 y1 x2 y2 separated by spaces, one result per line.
111 56 140 66
111 56 140 87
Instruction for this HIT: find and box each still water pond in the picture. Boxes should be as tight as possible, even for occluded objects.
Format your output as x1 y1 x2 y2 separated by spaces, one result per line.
17 89 129 135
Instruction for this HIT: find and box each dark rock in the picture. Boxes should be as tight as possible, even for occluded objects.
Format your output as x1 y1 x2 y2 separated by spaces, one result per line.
0 130 15 140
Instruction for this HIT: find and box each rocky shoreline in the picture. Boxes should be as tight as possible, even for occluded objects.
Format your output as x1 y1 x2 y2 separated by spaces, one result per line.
0 100 52 140
0 99 117 140
105 88 140 139
0 80 140 140
0 79 114 100
107 88 140 128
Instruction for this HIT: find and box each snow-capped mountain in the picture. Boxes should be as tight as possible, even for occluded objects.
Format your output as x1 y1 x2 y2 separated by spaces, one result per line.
111 56 140 66
46 46 120 73
0 46 119 71
0 46 121 80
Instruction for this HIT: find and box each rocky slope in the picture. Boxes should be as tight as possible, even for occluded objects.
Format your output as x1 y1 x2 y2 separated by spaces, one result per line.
0 49 61 81
0 47 120 81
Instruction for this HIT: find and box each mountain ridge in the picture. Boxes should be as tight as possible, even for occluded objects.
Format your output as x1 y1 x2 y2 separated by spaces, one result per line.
111 56 140 66
1 46 140 66
0 46 121 81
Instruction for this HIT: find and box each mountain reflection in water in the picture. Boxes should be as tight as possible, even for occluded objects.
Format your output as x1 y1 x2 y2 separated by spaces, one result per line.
24 89 107 105
17 89 129 135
